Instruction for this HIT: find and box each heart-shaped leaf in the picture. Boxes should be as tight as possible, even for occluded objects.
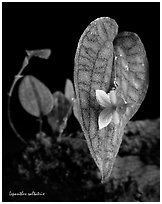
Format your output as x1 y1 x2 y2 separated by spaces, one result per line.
73 17 149 182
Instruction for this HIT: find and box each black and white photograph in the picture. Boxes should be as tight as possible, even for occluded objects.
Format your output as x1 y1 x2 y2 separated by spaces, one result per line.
2 2 160 202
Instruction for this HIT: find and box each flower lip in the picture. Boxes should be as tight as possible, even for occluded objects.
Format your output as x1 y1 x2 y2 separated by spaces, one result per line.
109 90 117 104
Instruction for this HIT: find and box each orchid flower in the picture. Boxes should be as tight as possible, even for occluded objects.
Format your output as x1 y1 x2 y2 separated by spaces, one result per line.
96 89 121 130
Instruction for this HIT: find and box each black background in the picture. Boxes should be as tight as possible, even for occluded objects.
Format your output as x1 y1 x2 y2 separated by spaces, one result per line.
3 3 160 158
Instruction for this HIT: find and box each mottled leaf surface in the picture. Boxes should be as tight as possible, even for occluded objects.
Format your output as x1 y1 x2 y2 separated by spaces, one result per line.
73 17 149 182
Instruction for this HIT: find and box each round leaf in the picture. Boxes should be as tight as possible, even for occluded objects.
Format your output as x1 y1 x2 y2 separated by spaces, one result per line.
19 75 53 117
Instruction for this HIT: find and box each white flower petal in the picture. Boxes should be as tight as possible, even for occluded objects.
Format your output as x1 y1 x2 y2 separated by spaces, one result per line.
98 108 112 130
96 90 111 107
113 111 120 125
109 90 117 104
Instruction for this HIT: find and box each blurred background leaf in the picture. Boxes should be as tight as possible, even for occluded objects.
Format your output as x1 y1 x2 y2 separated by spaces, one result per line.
64 78 75 102
47 91 72 135
26 49 51 60
19 75 54 117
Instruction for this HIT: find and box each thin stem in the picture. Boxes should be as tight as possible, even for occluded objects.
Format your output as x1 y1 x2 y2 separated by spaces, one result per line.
38 116 43 133
7 95 27 144
8 57 28 97
57 103 73 142
7 56 29 144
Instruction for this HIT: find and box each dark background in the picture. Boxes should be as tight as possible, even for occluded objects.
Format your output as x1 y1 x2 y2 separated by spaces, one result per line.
3 2 159 174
